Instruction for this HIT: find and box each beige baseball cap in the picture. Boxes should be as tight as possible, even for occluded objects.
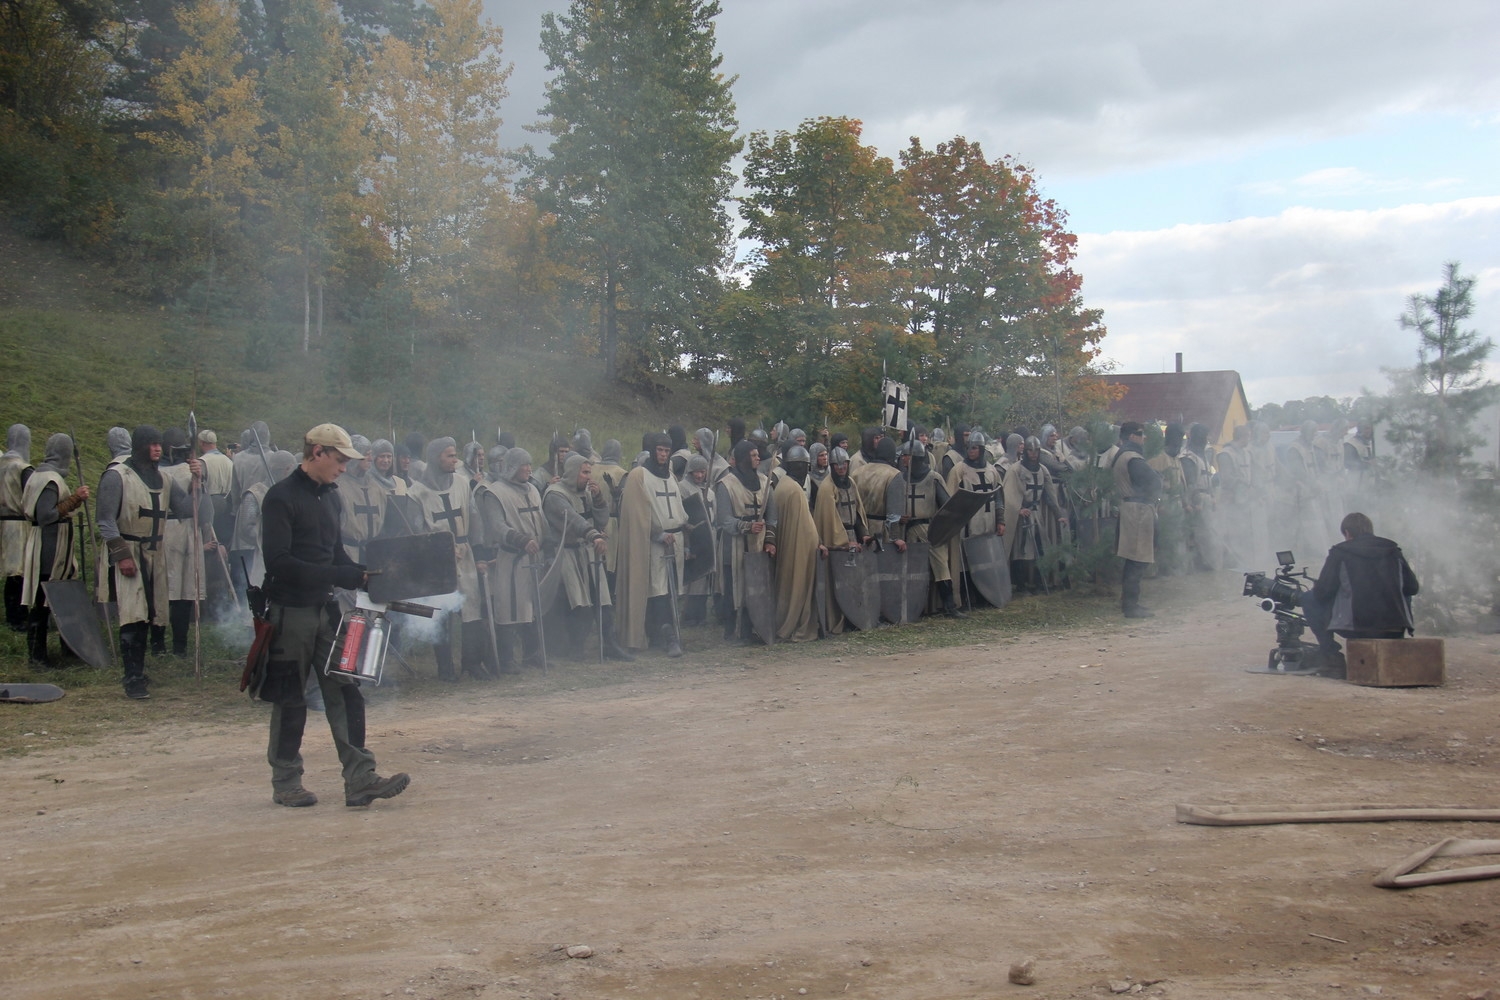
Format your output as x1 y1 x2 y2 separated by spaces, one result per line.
197 429 217 444
305 423 364 460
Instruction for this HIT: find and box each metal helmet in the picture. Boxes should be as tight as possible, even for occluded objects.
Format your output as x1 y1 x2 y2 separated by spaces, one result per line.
900 439 927 459
783 444 811 464
1024 435 1042 453
966 430 988 451
930 427 946 444
749 427 769 444
830 446 851 466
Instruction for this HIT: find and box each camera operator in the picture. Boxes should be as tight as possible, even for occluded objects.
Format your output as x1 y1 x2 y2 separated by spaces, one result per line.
1301 511 1419 670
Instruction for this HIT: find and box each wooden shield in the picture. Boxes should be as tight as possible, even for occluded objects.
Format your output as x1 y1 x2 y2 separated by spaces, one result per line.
365 531 458 603
876 541 929 624
830 547 879 631
40 579 113 670
682 516 716 584
961 533 1012 608
741 549 777 645
927 488 999 546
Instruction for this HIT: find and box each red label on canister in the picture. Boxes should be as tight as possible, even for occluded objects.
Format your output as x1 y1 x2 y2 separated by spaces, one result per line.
336 612 368 674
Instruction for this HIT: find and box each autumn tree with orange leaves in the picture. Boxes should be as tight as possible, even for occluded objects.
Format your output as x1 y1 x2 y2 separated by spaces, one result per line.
900 136 1110 431
718 122 1111 432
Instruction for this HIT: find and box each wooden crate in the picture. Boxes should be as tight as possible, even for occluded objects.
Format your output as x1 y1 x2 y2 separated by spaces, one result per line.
1346 638 1445 687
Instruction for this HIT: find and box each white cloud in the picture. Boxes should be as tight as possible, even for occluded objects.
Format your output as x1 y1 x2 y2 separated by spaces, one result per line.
1077 197 1500 406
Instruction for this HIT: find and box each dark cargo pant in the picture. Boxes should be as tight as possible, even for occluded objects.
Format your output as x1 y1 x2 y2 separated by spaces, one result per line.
265 602 376 795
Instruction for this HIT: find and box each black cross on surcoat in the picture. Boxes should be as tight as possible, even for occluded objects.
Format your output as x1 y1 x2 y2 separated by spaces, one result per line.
137 490 167 546
432 491 468 543
654 481 678 518
353 488 382 538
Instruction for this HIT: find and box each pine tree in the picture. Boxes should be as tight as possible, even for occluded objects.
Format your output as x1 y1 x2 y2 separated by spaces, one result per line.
1382 262 1497 476
526 0 740 383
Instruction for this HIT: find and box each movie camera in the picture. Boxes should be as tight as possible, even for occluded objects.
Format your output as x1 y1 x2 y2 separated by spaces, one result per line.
1242 551 1320 673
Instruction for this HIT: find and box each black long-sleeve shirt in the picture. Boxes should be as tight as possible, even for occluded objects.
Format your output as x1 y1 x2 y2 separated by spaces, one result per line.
261 466 362 607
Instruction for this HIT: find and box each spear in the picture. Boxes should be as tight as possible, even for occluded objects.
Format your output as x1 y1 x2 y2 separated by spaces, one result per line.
187 410 203 678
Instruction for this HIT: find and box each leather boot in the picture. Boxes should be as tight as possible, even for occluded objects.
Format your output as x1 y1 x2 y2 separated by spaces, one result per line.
149 623 168 656
26 606 50 666
600 606 635 662
4 576 26 631
169 600 193 655
120 624 150 699
660 623 683 659
460 620 497 680
939 580 967 619
433 638 457 682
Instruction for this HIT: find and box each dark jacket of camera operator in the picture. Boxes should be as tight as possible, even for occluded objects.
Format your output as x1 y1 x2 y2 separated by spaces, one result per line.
1310 528 1419 637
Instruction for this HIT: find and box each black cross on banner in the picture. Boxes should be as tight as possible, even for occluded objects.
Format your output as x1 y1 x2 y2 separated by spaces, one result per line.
881 378 909 432
432 491 468 543
137 490 167 545
353 489 382 538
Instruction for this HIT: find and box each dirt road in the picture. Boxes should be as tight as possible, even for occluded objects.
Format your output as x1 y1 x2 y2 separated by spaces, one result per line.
4 580 1497 999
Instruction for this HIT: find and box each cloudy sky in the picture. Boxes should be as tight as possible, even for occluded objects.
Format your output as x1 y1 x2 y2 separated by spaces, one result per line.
482 0 1500 409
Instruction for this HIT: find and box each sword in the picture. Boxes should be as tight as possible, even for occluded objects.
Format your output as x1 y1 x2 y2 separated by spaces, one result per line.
476 562 501 678
593 549 605 665
527 554 548 674
664 540 682 646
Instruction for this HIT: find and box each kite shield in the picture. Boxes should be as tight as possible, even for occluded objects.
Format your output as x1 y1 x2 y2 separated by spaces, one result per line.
927 488 999 547
40 579 113 670
830 547 880 631
961 533 1012 608
876 541 929 624
741 549 778 645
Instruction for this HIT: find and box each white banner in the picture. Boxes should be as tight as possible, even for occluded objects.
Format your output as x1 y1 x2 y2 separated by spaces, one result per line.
880 378 910 432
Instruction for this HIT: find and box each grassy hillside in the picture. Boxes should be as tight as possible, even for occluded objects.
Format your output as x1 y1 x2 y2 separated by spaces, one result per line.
0 220 729 473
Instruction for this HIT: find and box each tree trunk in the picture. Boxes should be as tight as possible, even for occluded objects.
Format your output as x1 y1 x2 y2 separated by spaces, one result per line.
603 269 619 382
302 257 311 353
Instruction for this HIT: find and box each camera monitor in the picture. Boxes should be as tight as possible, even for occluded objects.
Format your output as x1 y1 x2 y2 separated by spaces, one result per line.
1276 550 1294 567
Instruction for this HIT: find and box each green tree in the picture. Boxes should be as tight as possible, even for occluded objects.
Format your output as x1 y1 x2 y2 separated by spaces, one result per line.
367 0 509 329
526 0 740 383
0 0 121 242
899 136 1106 431
725 116 918 426
135 0 264 295
259 0 372 350
1382 262 1497 476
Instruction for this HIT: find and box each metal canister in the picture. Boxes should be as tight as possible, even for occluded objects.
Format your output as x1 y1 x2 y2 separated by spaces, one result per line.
356 613 388 684
333 610 369 676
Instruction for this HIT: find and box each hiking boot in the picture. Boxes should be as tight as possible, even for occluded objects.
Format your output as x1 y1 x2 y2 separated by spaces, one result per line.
1123 606 1156 619
345 772 410 807
273 786 319 807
